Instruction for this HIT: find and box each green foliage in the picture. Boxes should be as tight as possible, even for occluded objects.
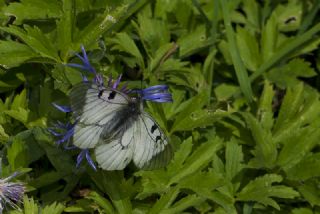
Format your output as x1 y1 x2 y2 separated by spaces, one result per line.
1 0 320 213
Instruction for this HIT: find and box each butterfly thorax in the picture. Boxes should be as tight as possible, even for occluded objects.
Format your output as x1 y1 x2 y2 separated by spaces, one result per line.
100 97 141 142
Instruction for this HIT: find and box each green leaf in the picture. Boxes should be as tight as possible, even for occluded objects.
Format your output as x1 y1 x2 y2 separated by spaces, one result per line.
273 83 304 133
86 191 115 214
89 171 133 214
22 196 39 214
236 27 261 71
3 0 61 24
170 108 230 132
29 171 69 189
267 59 316 88
134 8 170 56
225 139 243 181
169 136 222 184
170 90 209 133
297 181 320 207
0 41 39 68
108 32 144 68
237 174 299 210
56 0 75 61
0 124 9 144
7 138 28 170
160 194 205 214
41 202 65 214
178 171 224 195
177 25 214 58
0 25 59 61
242 113 277 169
292 208 313 214
214 84 239 101
274 1 302 32
72 4 129 49
136 138 193 199
257 80 274 131
286 153 320 181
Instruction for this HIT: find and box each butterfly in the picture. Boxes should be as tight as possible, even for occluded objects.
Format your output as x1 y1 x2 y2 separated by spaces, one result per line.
69 82 172 170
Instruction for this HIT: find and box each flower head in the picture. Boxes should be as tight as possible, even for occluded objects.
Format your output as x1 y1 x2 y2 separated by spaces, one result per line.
0 172 25 212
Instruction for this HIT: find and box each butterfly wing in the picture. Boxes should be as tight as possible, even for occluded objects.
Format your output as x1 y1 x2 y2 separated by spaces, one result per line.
133 112 172 169
94 111 172 170
70 83 129 149
94 120 135 170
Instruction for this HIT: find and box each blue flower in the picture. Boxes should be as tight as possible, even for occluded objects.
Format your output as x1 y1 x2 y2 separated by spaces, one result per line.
48 113 96 171
0 172 25 212
67 45 103 86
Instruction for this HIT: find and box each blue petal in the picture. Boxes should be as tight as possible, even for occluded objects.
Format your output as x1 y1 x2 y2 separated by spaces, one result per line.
76 150 85 168
112 74 122 89
76 149 97 170
52 103 72 113
85 151 97 171
142 85 169 92
47 128 63 137
142 93 173 102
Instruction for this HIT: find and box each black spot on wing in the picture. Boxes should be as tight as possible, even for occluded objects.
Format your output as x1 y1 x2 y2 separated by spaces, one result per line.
151 124 158 133
98 90 103 98
108 91 116 100
155 135 161 143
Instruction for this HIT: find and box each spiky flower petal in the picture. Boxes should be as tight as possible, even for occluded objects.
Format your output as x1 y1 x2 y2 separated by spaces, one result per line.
0 172 24 213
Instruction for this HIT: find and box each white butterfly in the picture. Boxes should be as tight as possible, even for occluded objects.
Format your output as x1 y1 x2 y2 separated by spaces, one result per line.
69 82 172 170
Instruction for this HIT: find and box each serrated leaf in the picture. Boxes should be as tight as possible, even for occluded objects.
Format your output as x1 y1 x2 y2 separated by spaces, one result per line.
177 25 214 58
0 41 39 68
161 194 205 214
108 32 144 68
286 153 320 181
23 196 39 214
273 83 304 132
41 202 65 214
3 0 61 24
178 171 224 195
89 171 133 214
56 0 75 61
171 108 229 132
214 84 239 101
169 137 222 184
237 174 299 210
134 9 170 55
242 113 277 169
267 59 316 88
86 191 114 214
236 27 261 71
261 14 277 62
7 138 28 170
170 90 209 133
225 139 243 181
257 80 274 131
0 124 9 144
148 42 177 73
136 138 193 199
29 171 68 189
274 1 302 32
0 25 59 61
297 181 320 207
292 208 313 214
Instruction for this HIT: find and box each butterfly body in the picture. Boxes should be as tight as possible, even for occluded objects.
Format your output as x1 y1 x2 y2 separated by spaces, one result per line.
70 82 172 170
